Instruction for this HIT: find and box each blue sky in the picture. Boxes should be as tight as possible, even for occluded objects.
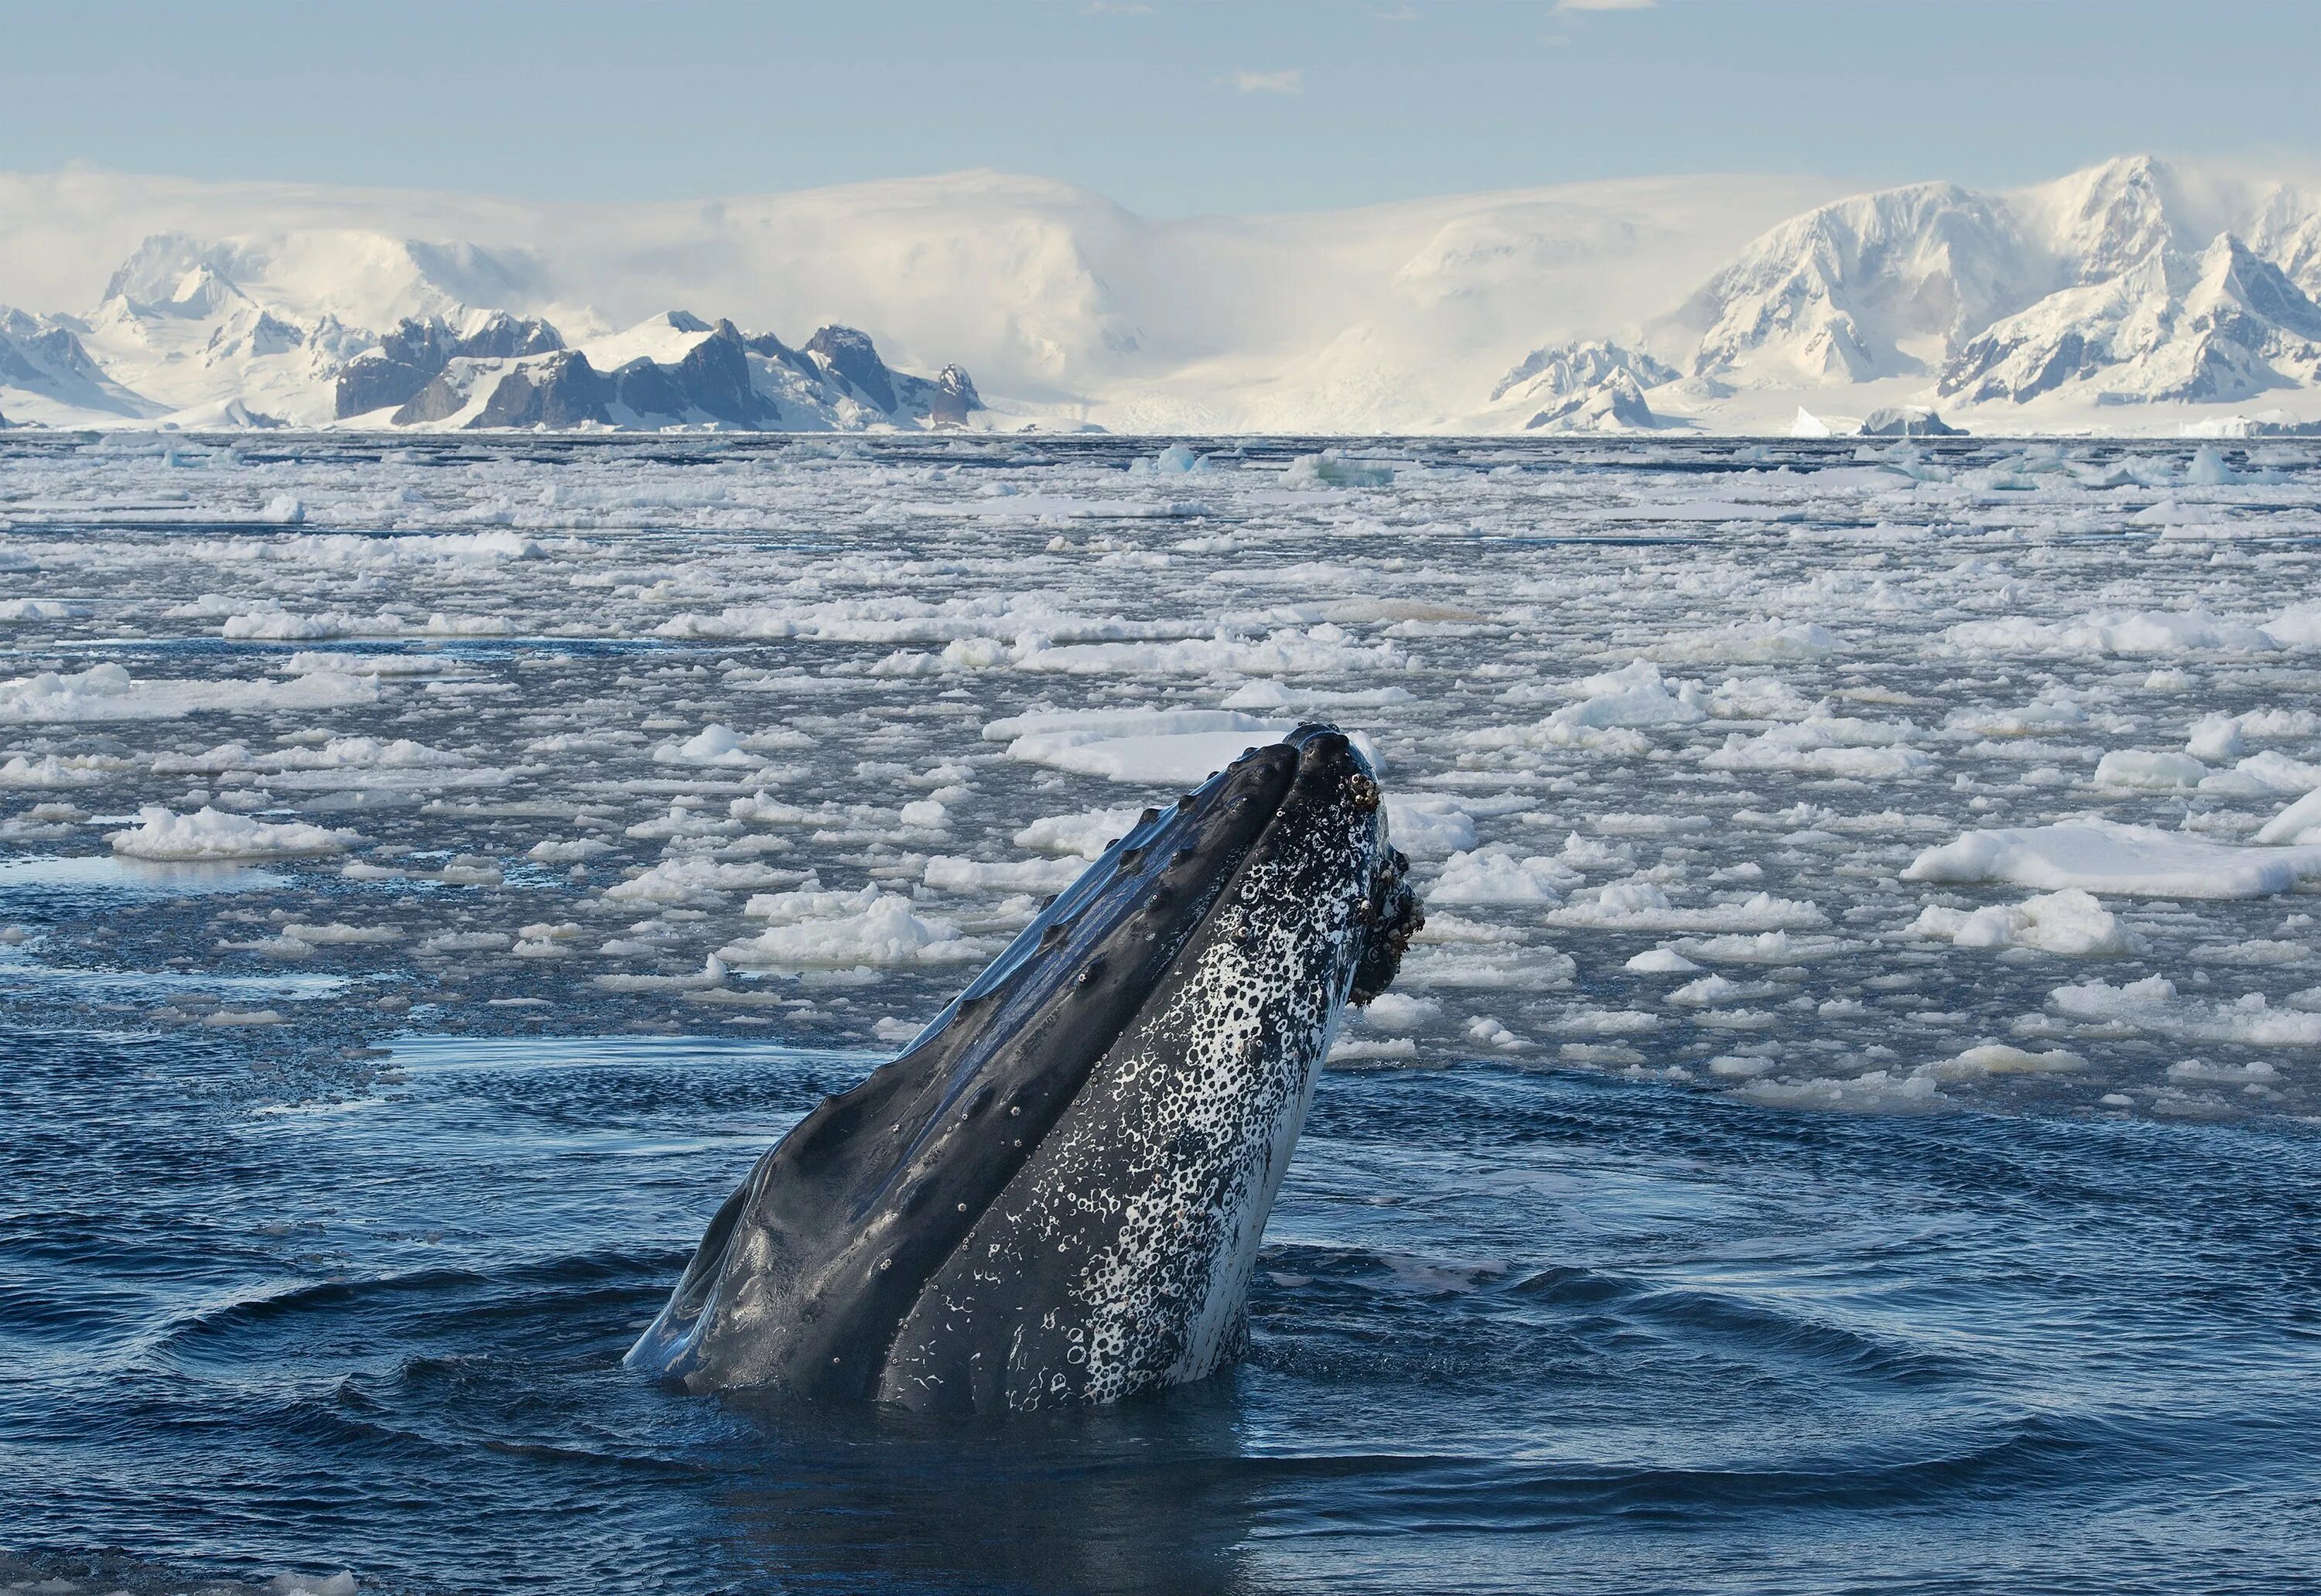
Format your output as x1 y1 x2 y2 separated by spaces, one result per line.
6 0 2316 213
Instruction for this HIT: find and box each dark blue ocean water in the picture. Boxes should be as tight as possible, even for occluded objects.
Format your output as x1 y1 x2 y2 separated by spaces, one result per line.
5 1023 2318 1594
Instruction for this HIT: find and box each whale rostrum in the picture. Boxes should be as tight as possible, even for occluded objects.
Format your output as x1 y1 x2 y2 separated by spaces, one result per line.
627 723 1422 1413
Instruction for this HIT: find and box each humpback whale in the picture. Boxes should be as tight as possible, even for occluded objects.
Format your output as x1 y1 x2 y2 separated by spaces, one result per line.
629 723 1421 1413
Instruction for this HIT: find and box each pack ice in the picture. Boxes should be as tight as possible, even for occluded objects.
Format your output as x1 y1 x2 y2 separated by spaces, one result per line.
5 429 2321 1126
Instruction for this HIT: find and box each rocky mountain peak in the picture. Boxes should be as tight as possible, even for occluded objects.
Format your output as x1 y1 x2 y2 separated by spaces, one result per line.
805 325 898 413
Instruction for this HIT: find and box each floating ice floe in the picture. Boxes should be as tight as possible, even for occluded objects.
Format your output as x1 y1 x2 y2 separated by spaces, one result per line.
226 529 566 566
0 662 377 723
1945 696 2091 737
108 805 361 860
0 598 94 620
221 608 513 641
1667 973 1783 1006
2094 750 2208 789
1486 660 1712 749
1625 947 1702 973
1650 618 1837 663
1126 442 1215 476
2049 976 2321 1047
921 855 1088 893
654 593 1154 646
1381 795 1475 859
1394 943 1577 990
1427 848 1579 904
2269 603 2321 647
0 753 133 787
652 724 764 767
595 955 732 994
1355 991 1440 1030
282 650 457 678
1907 887 2145 955
2201 751 2321 798
2255 789 2321 846
1905 819 2321 899
604 856 808 904
1742 1042 2090 1110
1545 883 1828 932
717 885 986 969
1942 610 2280 656
986 707 1302 784
1282 452 1395 488
921 491 1217 520
1933 1044 2088 1078
249 735 507 795
1731 1068 1949 1112
220 919 401 958
1703 719 1932 779
1669 930 1858 963
1012 806 1148 860
528 838 614 863
1009 625 1410 678
2188 707 2321 762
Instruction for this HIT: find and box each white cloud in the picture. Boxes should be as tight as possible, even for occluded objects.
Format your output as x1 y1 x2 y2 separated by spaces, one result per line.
1554 0 1655 10
1225 68 1305 95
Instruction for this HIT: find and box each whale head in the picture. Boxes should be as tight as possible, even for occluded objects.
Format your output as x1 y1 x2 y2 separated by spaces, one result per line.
628 723 1421 1413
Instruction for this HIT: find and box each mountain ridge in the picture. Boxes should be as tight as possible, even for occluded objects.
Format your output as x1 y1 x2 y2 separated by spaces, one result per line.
5 156 2321 434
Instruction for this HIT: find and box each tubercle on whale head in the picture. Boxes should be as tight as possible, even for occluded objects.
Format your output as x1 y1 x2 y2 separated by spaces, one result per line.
1266 723 1421 1008
1349 842 1420 1006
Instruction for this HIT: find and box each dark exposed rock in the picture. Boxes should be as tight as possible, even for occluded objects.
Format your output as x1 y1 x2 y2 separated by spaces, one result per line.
670 320 778 427
805 325 898 413
467 351 612 429
928 364 980 426
391 369 471 426
743 328 823 381
347 306 970 433
337 312 564 419
607 320 776 427
611 358 689 421
459 311 569 361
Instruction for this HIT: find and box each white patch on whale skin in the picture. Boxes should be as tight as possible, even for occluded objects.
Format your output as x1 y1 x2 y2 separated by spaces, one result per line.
1078 888 1347 1401
1007 801 1374 1410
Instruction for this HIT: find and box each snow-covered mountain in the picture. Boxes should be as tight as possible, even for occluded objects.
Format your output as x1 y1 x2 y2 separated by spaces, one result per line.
1648 155 2321 430
0 226 985 432
351 312 980 431
2 306 164 419
5 155 2321 434
1485 340 1682 431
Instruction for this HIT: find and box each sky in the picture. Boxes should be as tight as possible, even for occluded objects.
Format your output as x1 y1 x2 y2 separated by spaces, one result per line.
5 0 2319 214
